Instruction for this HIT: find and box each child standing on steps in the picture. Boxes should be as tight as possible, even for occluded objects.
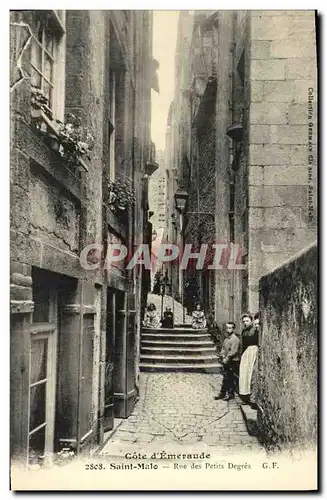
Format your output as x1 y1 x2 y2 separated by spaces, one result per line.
214 321 240 401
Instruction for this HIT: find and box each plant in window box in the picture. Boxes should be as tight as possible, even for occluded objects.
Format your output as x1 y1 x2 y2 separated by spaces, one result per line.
56 114 95 167
30 86 60 152
31 86 53 121
108 178 136 213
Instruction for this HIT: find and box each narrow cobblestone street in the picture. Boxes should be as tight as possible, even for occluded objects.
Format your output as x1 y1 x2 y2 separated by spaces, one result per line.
100 373 263 457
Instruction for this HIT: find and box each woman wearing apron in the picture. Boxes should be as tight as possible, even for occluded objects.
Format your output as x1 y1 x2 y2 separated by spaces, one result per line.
239 313 259 405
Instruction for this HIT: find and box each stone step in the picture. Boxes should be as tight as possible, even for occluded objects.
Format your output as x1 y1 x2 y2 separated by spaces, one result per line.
141 343 215 349
141 344 216 356
140 354 219 364
142 333 212 342
139 362 222 373
142 327 207 335
140 324 218 373
142 339 214 347
141 346 217 355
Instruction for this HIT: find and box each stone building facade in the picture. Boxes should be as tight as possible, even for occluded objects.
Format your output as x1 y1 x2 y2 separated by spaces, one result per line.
148 149 166 231
10 10 156 466
163 12 195 302
165 10 317 326
148 149 166 284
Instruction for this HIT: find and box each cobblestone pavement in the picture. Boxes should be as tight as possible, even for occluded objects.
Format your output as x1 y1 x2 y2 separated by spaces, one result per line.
100 373 263 456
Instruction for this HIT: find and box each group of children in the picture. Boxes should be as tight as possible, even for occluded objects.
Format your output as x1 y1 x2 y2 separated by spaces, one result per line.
143 303 174 329
143 302 208 330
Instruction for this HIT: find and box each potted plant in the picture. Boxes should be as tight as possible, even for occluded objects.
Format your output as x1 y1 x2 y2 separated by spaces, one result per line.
31 86 53 121
108 178 136 213
31 86 61 152
56 114 94 166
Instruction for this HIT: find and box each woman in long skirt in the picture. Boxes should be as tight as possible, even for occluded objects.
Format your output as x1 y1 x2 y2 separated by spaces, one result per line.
239 313 259 405
248 313 260 408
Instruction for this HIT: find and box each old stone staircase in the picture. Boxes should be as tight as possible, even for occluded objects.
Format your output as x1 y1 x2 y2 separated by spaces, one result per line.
140 325 222 373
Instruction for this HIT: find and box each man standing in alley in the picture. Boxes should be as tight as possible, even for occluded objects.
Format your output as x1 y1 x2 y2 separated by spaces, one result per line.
214 322 240 401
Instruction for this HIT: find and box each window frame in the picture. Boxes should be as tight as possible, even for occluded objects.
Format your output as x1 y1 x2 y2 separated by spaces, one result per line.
30 10 66 123
27 288 58 468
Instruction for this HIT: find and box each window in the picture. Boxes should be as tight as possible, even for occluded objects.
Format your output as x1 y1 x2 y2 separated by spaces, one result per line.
105 23 126 181
29 269 58 467
30 10 66 120
28 323 58 467
29 335 49 463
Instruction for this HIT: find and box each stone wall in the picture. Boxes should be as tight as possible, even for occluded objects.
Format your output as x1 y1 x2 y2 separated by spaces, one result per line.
247 10 317 313
258 242 317 450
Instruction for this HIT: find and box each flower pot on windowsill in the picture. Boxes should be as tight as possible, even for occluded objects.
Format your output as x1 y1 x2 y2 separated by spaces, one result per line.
31 107 53 125
31 107 57 136
31 108 47 133
31 108 42 119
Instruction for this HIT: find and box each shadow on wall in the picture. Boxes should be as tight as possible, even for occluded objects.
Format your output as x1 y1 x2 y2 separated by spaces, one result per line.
258 242 317 452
